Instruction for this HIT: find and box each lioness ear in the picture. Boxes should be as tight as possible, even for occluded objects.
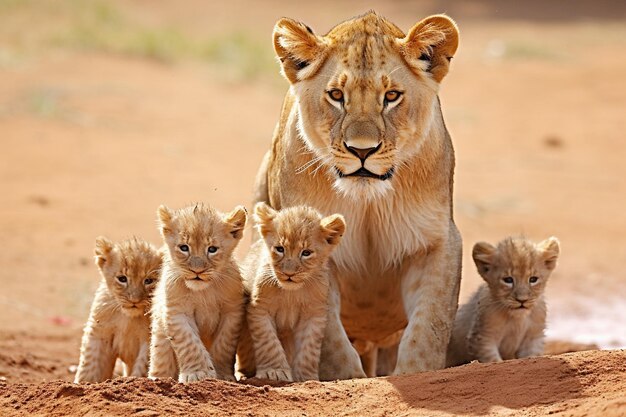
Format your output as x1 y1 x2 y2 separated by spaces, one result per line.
472 242 496 277
538 237 560 270
157 205 175 238
254 202 278 237
320 214 346 246
94 236 115 269
399 14 459 82
224 205 248 240
273 17 326 83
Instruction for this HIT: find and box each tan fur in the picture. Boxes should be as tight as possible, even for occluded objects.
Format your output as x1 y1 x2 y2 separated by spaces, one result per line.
148 203 247 382
237 203 344 381
446 237 560 366
256 11 461 378
75 237 162 383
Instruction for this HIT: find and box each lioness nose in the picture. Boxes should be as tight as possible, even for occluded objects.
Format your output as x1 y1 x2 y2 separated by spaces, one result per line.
344 142 381 162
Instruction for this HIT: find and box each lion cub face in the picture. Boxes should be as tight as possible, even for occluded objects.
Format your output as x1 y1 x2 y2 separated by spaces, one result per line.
94 237 162 317
472 237 560 311
157 203 247 291
254 203 345 290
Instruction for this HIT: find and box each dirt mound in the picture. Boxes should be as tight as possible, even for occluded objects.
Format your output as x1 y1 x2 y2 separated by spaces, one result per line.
1 350 624 417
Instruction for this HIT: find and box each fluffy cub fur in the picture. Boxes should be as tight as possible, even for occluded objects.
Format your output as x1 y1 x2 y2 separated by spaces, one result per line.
149 203 247 382
75 237 162 383
446 236 560 367
237 203 345 382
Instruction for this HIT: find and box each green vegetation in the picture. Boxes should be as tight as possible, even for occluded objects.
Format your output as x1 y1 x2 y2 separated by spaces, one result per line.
0 0 277 80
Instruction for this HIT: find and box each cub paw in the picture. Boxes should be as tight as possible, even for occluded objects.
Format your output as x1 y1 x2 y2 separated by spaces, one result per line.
256 368 293 382
292 370 318 382
179 369 216 383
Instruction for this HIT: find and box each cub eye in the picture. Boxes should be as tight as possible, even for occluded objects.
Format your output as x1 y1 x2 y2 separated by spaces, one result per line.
117 276 128 284
179 244 189 252
384 90 402 104
502 277 514 285
144 278 154 285
208 246 218 254
328 89 344 102
301 250 312 257
274 246 285 254
529 276 539 284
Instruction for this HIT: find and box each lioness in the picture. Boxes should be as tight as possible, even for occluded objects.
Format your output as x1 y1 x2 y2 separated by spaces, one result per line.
255 11 461 378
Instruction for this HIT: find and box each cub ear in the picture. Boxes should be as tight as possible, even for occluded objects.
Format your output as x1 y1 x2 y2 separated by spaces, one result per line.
538 237 560 270
472 242 496 276
94 236 115 269
273 17 326 83
254 202 277 237
224 205 248 240
320 214 346 246
157 246 167 261
399 14 459 82
157 205 174 238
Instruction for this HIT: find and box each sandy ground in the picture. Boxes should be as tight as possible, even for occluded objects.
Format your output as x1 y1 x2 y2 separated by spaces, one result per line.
2 350 624 416
0 0 625 415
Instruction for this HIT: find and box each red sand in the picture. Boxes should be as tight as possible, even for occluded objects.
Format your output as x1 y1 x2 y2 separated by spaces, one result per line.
1 350 624 416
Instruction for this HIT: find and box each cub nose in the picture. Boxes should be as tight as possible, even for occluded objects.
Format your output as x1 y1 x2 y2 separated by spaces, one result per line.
189 256 206 274
344 142 381 162
128 295 142 304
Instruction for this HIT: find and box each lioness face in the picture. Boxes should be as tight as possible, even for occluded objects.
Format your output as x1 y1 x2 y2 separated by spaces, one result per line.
273 12 459 199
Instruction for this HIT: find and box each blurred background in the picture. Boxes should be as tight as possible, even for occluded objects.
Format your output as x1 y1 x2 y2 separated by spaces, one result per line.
0 0 624 382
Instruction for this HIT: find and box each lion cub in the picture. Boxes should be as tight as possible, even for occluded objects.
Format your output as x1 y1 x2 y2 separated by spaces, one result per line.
75 237 162 383
238 203 345 382
149 203 247 382
446 236 560 367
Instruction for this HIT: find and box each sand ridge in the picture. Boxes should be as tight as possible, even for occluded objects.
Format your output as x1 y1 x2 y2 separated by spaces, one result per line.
1 350 624 416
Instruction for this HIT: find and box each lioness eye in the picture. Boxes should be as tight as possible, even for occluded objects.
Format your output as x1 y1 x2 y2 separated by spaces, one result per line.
529 276 539 284
208 246 218 254
179 244 189 252
328 89 344 102
117 276 128 284
384 90 402 104
275 246 284 253
502 277 514 285
301 250 312 257
144 278 154 285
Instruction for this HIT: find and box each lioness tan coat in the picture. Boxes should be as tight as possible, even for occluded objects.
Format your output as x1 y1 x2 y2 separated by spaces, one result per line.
256 11 462 378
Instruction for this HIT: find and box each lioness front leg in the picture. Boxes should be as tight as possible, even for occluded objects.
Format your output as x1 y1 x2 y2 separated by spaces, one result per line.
319 277 365 380
395 229 462 374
